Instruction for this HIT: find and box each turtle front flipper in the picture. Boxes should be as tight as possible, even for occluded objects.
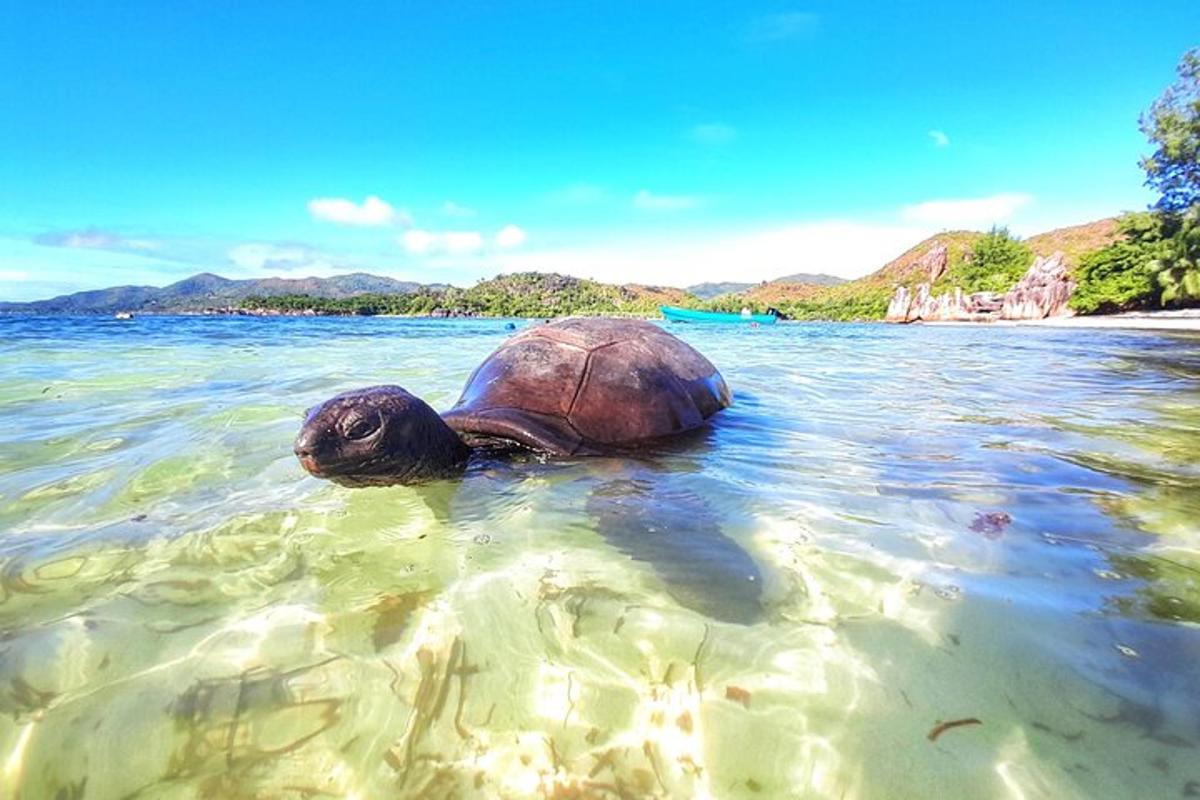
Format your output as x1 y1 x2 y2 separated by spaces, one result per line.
442 406 585 456
585 475 764 625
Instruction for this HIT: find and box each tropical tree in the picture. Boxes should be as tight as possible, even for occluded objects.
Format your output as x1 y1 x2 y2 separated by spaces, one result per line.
956 226 1033 293
1155 206 1200 305
1140 48 1200 213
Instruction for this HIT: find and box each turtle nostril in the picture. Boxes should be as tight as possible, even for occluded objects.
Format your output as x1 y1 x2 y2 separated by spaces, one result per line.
295 448 323 476
294 428 321 458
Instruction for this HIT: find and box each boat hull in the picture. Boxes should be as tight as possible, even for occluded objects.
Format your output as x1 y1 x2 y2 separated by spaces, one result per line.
659 305 778 325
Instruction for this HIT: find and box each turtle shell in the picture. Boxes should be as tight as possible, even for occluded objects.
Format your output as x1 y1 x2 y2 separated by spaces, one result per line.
441 318 731 455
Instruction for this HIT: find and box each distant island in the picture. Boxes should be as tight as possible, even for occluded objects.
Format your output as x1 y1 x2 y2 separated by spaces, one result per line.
7 216 1187 322
0 272 446 316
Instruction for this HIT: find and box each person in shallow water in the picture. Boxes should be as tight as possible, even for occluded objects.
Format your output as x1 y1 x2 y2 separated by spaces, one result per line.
294 317 764 624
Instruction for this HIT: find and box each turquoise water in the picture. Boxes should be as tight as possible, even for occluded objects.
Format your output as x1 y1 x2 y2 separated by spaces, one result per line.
1 315 1199 799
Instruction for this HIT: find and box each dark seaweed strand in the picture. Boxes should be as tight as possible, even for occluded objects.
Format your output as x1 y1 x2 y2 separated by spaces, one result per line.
927 718 982 742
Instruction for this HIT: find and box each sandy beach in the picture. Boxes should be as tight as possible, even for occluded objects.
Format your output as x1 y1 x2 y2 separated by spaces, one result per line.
921 309 1200 331
1029 309 1200 330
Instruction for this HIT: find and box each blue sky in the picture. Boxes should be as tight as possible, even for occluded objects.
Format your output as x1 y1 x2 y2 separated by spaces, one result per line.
1 1 1197 300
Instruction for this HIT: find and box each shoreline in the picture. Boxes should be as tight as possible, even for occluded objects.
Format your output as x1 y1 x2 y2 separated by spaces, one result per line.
5 309 1200 331
915 309 1200 331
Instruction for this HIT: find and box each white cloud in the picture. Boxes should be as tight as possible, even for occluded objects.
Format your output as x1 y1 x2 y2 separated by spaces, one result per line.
495 224 527 248
746 12 819 43
901 193 1033 229
307 195 408 227
0 269 29 281
928 129 950 147
633 189 702 212
442 200 477 218
689 123 736 145
401 229 485 255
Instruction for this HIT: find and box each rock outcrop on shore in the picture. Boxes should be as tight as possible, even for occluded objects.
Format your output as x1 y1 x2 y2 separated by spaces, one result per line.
919 242 949 283
886 250 1076 324
886 285 1004 322
1000 253 1075 319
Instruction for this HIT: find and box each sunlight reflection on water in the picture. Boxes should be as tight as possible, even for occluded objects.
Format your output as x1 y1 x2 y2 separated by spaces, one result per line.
0 315 1198 798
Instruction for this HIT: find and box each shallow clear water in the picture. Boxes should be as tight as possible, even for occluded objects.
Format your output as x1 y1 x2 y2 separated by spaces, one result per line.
1 315 1199 799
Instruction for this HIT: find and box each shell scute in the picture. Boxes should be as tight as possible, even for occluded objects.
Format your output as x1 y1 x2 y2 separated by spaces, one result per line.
568 339 704 443
454 334 585 419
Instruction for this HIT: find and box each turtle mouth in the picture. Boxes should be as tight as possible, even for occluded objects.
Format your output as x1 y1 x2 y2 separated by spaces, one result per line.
295 451 369 479
296 452 325 477
293 447 401 484
294 435 368 480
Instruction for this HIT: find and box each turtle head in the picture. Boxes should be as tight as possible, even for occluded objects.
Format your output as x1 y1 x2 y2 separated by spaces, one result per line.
294 385 470 487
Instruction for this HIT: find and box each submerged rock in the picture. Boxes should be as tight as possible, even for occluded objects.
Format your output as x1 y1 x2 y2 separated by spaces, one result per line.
969 511 1013 539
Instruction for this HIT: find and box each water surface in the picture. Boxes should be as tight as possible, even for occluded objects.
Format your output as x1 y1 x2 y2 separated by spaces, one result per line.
1 315 1198 798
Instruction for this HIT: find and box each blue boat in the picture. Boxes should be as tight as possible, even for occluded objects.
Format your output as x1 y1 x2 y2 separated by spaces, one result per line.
659 305 780 325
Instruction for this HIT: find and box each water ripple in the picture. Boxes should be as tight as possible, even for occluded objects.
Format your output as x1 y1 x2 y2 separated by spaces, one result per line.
0 315 1198 798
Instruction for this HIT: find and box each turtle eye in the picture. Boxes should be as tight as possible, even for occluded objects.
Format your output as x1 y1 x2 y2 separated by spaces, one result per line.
343 413 380 441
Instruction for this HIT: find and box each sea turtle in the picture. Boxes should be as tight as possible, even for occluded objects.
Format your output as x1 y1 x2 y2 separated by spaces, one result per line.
294 318 763 623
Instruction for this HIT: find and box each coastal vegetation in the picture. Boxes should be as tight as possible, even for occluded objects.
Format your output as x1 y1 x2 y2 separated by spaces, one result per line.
1155 206 1200 305
1070 48 1200 313
244 273 699 318
950 227 1033 293
1070 214 1170 314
